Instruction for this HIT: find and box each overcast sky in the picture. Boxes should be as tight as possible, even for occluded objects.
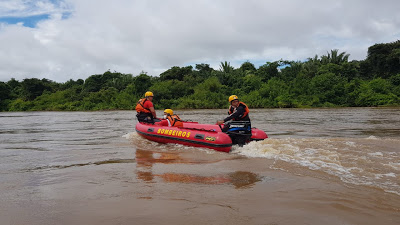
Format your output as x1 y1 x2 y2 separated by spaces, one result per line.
0 0 399 82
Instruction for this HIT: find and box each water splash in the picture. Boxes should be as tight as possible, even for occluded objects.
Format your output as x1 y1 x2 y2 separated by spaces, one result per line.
233 137 400 196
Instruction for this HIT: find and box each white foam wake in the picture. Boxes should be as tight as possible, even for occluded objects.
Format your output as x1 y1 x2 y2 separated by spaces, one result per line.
232 137 400 196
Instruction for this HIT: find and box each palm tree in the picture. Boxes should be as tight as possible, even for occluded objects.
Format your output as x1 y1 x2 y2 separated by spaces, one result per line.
321 49 350 65
219 61 233 73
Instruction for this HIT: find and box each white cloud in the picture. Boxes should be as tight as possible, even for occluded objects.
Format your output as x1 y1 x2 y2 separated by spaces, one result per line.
0 0 400 82
0 0 72 17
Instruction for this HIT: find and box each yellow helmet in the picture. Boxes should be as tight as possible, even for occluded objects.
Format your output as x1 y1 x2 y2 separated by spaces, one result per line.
145 91 154 97
228 95 238 102
164 109 173 115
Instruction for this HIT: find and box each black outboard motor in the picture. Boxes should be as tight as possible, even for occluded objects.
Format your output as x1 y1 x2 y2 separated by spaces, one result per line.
223 121 252 146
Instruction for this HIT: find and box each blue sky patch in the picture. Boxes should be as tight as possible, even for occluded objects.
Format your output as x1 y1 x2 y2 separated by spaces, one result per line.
0 0 72 28
0 12 71 28
62 12 71 20
0 14 50 28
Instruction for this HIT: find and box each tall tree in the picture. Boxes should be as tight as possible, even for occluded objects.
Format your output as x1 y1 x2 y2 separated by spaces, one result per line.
0 82 11 101
240 61 256 73
219 61 234 73
320 49 350 65
159 66 193 81
361 40 400 78
21 78 52 101
256 61 280 82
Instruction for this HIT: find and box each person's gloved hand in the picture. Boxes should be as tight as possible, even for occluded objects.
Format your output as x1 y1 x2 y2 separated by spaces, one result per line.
217 120 224 125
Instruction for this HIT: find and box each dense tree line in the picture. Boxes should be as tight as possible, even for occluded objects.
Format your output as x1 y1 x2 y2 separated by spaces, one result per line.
1 41 399 111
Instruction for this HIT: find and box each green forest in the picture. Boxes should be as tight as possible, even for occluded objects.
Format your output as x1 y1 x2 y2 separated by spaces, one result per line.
1 41 400 112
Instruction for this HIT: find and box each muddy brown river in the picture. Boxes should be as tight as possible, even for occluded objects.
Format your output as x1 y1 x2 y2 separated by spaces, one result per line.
1 108 399 224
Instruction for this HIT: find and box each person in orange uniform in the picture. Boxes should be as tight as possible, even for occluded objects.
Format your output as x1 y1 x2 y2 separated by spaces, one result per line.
136 91 158 123
217 95 250 125
163 109 183 127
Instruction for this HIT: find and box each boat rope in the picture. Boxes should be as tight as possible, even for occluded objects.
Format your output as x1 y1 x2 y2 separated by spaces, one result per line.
180 127 218 132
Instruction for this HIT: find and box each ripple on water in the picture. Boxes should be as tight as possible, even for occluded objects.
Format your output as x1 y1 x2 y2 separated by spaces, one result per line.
25 158 137 172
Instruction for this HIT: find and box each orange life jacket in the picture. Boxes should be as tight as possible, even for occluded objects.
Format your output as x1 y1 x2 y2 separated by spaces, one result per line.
135 98 151 113
167 114 183 127
228 101 249 120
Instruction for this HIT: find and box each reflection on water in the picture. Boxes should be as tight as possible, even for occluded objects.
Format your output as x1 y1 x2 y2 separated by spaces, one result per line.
136 148 189 167
227 171 262 189
135 149 262 189
157 171 261 189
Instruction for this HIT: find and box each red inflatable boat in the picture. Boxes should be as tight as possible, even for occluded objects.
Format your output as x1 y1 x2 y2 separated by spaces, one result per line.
135 120 268 153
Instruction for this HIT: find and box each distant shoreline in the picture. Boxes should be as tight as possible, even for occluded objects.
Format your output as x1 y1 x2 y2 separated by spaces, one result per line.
1 105 400 113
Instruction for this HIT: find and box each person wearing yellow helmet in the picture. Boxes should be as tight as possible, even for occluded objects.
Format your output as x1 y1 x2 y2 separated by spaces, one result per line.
135 91 158 123
163 109 173 117
144 91 154 97
217 95 250 125
163 109 183 127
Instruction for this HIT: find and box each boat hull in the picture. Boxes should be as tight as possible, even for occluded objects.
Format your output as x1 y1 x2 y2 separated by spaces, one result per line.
135 122 232 152
135 120 268 153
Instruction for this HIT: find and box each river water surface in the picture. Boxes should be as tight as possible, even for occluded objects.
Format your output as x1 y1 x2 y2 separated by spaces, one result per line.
1 108 399 225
